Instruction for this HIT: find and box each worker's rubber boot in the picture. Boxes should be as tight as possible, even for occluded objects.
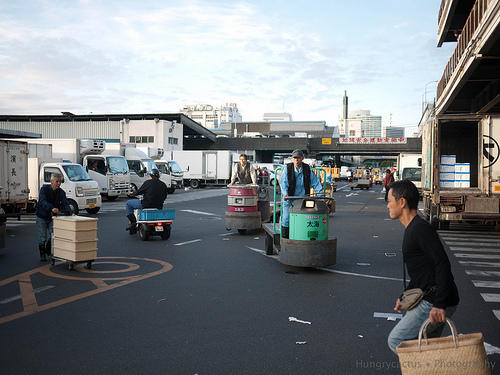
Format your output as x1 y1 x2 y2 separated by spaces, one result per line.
45 240 51 257
126 214 137 233
39 244 47 262
281 226 289 239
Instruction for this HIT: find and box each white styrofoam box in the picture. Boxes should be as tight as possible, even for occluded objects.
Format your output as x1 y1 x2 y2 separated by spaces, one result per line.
455 172 470 181
440 180 455 188
53 216 97 231
455 180 470 188
441 155 456 165
440 172 455 180
455 163 470 172
440 164 455 172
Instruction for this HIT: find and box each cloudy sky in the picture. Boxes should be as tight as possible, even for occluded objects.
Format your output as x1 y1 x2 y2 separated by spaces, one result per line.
0 0 455 134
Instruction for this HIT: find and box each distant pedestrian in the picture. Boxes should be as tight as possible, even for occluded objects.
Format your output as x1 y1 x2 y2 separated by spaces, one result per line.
383 169 394 201
386 179 459 354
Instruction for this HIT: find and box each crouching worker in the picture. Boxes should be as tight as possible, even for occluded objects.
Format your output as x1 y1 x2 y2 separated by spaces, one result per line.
279 149 323 239
36 173 73 261
126 169 168 233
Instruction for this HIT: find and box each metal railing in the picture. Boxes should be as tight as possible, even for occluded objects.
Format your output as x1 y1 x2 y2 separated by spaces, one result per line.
437 0 490 100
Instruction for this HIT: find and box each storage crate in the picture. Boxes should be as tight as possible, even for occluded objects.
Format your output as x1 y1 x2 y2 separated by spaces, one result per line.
137 209 175 221
53 227 96 241
440 164 455 172
53 248 97 262
53 216 97 231
53 237 98 251
455 163 470 172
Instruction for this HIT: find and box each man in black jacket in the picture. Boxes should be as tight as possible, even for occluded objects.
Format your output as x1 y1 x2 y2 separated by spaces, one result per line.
125 169 168 233
386 179 459 354
36 173 73 261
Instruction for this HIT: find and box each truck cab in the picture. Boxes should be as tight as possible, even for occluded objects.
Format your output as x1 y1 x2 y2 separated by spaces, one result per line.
155 160 182 194
124 148 164 190
83 155 130 200
29 160 102 214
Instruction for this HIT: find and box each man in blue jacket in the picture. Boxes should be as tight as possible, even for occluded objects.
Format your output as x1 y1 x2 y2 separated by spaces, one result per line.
279 149 323 238
36 173 73 261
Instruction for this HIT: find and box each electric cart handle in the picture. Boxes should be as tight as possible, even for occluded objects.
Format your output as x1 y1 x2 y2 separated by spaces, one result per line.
227 183 258 188
284 195 334 202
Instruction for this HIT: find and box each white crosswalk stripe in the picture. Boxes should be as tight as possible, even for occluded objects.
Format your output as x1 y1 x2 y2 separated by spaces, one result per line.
438 228 500 321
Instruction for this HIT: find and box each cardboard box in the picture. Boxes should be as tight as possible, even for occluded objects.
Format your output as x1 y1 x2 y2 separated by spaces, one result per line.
53 216 97 231
53 248 97 262
441 155 456 165
53 237 98 252
53 227 96 241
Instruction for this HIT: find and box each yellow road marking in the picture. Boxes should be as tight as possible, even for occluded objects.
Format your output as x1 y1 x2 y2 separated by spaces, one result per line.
0 257 172 325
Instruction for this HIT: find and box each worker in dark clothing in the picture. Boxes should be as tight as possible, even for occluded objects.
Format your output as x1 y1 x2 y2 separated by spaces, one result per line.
386 179 459 354
36 173 73 261
125 168 168 233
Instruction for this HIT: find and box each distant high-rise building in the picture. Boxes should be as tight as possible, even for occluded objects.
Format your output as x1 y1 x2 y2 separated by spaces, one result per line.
181 103 242 129
383 126 405 138
339 109 382 137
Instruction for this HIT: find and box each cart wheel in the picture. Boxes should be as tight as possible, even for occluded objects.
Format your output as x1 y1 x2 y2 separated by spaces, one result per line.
265 234 274 255
68 263 74 271
238 229 247 235
160 227 171 240
85 262 92 269
139 224 150 241
226 227 231 231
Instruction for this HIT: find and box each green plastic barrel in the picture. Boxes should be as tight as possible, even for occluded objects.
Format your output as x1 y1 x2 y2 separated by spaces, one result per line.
289 199 329 240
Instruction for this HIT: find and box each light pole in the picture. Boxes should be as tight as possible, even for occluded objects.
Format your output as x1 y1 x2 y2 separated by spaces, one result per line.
422 80 438 113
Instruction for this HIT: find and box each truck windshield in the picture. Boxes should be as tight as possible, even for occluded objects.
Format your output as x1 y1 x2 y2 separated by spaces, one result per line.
156 163 169 174
143 159 157 173
167 161 182 174
107 156 129 174
402 167 422 181
62 164 93 182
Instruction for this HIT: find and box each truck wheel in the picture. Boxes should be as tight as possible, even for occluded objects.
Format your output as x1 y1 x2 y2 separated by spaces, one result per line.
160 227 171 240
167 188 175 194
238 229 247 235
68 199 79 215
190 180 200 189
86 207 100 214
138 224 149 241
105 195 118 201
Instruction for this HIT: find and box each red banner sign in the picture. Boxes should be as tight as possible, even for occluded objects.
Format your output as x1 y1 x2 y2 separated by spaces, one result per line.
339 137 407 144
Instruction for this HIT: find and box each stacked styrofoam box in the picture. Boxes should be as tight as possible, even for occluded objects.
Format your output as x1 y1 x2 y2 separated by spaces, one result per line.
440 155 456 188
455 163 470 188
53 216 98 261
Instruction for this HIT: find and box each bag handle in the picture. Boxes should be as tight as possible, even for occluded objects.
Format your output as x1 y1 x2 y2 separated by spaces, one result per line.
417 318 458 352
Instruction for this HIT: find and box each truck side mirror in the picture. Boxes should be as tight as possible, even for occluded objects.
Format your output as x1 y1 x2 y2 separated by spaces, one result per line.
186 166 190 172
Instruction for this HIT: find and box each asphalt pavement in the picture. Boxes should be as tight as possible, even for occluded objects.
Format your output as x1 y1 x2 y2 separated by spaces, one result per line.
0 184 499 374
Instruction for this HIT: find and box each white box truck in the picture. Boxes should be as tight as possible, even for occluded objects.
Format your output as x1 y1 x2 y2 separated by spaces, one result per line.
397 153 422 193
137 147 173 192
28 158 102 215
11 138 130 201
0 140 30 220
422 115 500 230
172 150 233 189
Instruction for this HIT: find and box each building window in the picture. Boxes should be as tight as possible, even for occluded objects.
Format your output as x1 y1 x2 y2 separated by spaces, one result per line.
129 136 154 143
168 137 178 145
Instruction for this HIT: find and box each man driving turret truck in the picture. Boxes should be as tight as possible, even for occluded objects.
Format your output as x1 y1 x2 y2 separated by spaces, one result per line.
279 149 323 239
